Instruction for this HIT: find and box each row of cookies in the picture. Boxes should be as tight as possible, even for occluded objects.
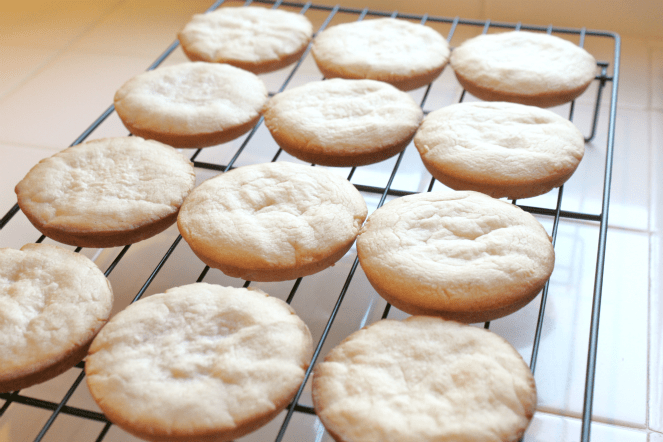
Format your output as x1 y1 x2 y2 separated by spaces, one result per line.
178 6 597 106
111 63 587 198
14 144 553 322
0 244 535 442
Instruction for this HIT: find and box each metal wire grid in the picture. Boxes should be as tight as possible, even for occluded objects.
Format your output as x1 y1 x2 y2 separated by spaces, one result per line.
0 0 620 441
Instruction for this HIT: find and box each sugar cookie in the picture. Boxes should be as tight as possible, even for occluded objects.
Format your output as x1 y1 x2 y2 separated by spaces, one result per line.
114 62 268 148
86 283 312 442
450 31 596 107
0 243 112 392
15 137 196 248
356 191 554 323
178 162 368 281
311 18 450 91
312 316 537 442
264 79 423 166
414 101 585 199
179 6 313 74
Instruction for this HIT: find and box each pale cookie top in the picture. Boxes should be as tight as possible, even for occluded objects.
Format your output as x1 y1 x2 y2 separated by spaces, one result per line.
357 191 554 315
264 79 423 157
178 162 368 273
450 31 596 97
86 283 312 440
311 18 450 90
415 101 584 186
179 7 313 72
0 244 112 377
313 316 537 442
16 137 196 235
114 62 268 137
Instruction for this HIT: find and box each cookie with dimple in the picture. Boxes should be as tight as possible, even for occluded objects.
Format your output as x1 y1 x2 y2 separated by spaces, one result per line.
264 79 424 167
311 18 450 91
312 316 537 442
414 101 585 199
0 243 113 393
450 31 597 107
177 161 368 282
179 6 313 74
15 137 196 248
86 283 312 442
114 62 268 148
356 191 554 323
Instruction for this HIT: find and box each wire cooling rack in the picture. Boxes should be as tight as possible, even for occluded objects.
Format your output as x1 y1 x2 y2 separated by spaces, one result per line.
0 0 620 441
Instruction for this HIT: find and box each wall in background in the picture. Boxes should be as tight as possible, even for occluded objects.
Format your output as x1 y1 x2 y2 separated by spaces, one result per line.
312 0 663 39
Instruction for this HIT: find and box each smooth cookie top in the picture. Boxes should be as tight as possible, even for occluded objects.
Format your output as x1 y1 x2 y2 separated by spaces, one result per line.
311 18 450 91
114 62 268 147
450 31 596 107
179 6 313 73
264 79 423 166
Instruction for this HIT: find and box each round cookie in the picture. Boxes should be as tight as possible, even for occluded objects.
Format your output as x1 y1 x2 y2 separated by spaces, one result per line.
15 137 196 248
86 283 313 442
311 18 450 91
264 79 424 167
114 62 268 148
0 243 113 393
179 6 313 74
312 316 537 442
449 31 597 107
414 101 585 199
178 161 368 282
356 191 554 323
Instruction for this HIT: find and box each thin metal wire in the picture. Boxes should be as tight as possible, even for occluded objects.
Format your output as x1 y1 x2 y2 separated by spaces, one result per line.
530 185 565 372
580 32 620 442
0 392 107 421
94 423 113 442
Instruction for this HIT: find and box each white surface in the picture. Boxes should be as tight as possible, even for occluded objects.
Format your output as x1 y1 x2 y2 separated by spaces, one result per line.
0 1 660 442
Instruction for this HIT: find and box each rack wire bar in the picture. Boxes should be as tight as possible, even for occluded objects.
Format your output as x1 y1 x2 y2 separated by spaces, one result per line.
580 33 620 442
0 1 620 442
0 391 107 422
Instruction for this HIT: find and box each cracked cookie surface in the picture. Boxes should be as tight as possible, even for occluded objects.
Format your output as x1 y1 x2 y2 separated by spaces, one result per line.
356 191 554 322
178 162 367 281
16 137 196 247
414 101 585 199
86 283 312 442
312 316 537 442
0 243 112 392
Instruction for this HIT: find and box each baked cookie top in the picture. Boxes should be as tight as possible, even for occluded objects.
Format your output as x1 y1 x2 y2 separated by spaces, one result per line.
356 191 554 323
15 137 196 248
311 18 450 91
86 283 312 442
114 62 268 147
179 6 313 74
414 101 585 199
177 161 368 281
0 243 112 392
312 316 537 442
450 31 596 107
264 79 423 167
